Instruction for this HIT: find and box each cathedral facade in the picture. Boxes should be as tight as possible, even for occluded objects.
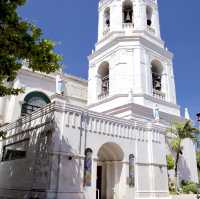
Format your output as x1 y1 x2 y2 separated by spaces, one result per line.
0 0 198 199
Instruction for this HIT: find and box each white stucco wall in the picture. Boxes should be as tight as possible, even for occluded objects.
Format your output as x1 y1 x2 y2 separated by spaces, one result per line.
0 98 171 199
0 68 88 125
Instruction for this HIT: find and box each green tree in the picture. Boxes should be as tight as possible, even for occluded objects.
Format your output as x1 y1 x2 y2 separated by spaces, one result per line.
166 154 175 170
167 120 199 185
196 151 200 183
0 0 62 96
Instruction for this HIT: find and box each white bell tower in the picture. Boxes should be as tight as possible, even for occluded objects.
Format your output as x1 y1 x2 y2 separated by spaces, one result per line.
88 0 180 119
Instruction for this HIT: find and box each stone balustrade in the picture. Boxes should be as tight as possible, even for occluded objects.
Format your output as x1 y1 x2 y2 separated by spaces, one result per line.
0 100 166 144
123 23 134 29
147 26 156 34
153 89 166 101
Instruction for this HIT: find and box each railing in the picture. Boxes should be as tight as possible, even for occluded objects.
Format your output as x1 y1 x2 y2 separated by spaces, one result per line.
153 89 166 101
123 23 134 29
147 26 155 34
21 103 42 116
0 100 165 144
0 102 56 136
103 27 110 35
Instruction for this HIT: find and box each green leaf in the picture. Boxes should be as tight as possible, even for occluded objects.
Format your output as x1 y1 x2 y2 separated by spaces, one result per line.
0 0 62 97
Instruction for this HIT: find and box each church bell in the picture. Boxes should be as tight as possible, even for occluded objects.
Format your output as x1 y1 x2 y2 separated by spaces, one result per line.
125 12 131 22
155 80 161 91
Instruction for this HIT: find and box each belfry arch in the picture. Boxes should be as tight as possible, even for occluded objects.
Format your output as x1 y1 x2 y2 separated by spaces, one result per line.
151 60 163 92
122 0 133 24
97 62 110 99
146 5 153 26
104 8 110 32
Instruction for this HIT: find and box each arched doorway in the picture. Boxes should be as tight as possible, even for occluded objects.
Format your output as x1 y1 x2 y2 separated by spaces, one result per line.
96 143 124 199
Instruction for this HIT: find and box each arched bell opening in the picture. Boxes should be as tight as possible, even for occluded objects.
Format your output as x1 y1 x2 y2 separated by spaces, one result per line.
151 60 163 92
146 6 153 26
96 142 124 199
97 62 110 100
122 0 133 25
104 8 110 32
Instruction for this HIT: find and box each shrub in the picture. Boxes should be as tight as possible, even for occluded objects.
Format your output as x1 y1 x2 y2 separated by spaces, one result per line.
166 154 175 170
181 181 198 194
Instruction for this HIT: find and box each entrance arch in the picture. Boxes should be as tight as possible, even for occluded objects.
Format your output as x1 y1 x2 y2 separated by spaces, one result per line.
96 143 124 199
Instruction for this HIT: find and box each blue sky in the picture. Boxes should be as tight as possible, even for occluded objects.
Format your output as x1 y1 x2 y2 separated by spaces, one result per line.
19 0 200 121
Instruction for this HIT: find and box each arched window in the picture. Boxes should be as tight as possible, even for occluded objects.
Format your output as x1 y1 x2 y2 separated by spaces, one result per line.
84 148 93 187
123 0 133 24
146 6 153 26
104 8 110 31
21 91 50 116
151 60 163 92
98 62 109 99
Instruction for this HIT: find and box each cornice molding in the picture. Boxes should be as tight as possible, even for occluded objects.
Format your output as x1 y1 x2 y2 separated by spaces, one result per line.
89 33 172 61
87 93 180 110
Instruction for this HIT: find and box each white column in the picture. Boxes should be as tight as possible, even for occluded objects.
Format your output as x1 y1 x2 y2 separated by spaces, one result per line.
133 48 142 94
181 139 199 183
147 123 155 193
0 96 7 124
91 159 98 199
4 77 20 123
98 6 104 41
113 162 119 199
133 1 146 31
161 70 168 100
153 5 161 39
146 55 153 95
169 62 177 104
140 48 148 94
111 1 122 32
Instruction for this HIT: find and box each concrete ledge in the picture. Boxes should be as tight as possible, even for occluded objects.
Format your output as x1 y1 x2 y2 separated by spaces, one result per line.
171 194 196 199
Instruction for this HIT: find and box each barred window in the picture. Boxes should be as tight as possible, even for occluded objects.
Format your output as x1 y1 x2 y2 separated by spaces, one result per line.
2 139 29 161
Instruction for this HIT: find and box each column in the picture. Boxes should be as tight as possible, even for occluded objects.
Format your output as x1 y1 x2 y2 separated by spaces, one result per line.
147 123 155 196
153 5 161 39
0 96 7 124
4 77 20 123
161 65 168 101
133 48 142 94
111 1 122 32
98 6 104 41
113 161 120 199
106 162 113 199
145 54 152 96
133 1 146 31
